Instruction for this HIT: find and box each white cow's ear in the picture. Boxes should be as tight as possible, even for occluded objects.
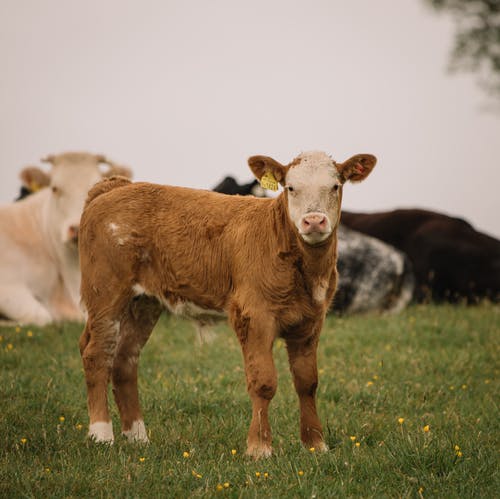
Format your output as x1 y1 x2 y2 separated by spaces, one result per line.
336 154 377 183
95 154 110 164
19 166 51 191
248 155 289 185
102 164 133 179
41 155 56 164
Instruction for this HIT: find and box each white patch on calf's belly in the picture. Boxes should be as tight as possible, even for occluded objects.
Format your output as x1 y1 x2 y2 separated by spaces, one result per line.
164 298 226 322
131 283 226 322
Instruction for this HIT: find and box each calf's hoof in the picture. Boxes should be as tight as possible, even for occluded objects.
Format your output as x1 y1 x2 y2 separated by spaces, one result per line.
122 420 149 443
307 440 329 453
246 442 273 459
88 421 114 444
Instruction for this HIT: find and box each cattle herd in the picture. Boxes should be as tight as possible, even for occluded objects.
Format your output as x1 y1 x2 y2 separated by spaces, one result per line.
1 151 499 456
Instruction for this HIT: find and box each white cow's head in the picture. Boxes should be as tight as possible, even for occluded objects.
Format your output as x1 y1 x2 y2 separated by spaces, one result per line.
27 152 132 248
249 151 376 246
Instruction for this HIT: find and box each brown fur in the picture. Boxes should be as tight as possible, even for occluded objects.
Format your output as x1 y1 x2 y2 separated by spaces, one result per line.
79 152 374 457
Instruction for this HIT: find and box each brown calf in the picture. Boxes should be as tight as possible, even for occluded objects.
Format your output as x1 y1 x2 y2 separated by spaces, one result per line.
79 151 376 457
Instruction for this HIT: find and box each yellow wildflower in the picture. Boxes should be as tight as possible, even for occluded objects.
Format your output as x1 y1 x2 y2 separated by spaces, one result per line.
139 457 145 462
20 438 27 444
398 418 405 425
423 425 430 432
183 451 190 458
454 445 460 451
255 472 261 478
45 468 51 473
298 470 304 476
15 326 21 333
216 484 223 491
231 449 237 455
223 482 230 488
59 416 65 422
7 343 13 350
264 472 269 478
366 381 374 387
461 384 467 390
27 331 33 337
456 450 463 457
355 442 360 447
350 436 356 441
309 447 315 452
75 424 83 431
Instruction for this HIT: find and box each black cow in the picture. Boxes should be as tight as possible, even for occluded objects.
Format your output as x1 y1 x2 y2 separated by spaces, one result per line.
341 209 500 303
212 176 266 197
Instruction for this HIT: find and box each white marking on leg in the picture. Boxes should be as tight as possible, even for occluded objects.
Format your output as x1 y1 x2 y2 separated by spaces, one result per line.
123 419 149 443
89 421 114 443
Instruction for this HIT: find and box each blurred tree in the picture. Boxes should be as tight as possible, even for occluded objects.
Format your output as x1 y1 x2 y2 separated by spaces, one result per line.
424 0 500 97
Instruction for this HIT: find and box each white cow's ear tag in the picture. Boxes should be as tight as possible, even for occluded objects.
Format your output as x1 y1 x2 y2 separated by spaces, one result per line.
260 171 279 191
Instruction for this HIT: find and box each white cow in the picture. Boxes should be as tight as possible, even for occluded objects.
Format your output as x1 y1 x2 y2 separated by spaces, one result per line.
0 152 131 325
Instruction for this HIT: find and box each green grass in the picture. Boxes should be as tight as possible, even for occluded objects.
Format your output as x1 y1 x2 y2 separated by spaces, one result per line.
1 304 499 498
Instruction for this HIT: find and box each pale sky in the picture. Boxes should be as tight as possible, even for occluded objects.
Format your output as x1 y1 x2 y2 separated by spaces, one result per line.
1 0 499 237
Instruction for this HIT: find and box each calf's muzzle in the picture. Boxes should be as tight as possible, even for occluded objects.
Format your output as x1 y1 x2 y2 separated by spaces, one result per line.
300 213 329 235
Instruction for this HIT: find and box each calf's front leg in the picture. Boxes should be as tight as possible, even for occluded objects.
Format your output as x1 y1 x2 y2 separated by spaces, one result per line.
231 309 277 458
286 334 328 452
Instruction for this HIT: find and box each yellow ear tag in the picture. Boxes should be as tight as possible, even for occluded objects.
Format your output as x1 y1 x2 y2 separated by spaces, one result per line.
260 171 279 191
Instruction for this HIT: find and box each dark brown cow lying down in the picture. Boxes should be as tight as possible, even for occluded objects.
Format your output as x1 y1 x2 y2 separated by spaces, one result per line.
341 209 500 303
79 151 376 458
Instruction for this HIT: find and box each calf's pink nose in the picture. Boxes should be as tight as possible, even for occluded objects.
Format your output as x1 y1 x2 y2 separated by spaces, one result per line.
300 213 327 234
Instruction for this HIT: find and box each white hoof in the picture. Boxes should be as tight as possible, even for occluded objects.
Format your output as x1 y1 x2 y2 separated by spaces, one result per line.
88 421 114 444
122 420 149 443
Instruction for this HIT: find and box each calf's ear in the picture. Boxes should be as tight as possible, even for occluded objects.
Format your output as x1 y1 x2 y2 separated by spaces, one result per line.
248 155 289 185
336 154 377 183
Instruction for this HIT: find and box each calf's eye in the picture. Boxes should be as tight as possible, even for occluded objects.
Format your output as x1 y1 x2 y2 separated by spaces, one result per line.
286 186 295 192
332 184 340 192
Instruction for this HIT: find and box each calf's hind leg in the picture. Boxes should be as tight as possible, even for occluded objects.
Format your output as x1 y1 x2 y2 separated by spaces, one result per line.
80 317 122 443
111 295 162 443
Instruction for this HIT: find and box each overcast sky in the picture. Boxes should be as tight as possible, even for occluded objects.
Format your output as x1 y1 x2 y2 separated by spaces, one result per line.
1 0 499 237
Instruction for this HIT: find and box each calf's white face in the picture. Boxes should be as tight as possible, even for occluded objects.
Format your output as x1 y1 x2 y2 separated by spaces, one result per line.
285 152 342 245
249 151 377 246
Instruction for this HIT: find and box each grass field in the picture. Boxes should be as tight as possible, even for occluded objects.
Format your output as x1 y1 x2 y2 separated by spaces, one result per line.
1 304 498 498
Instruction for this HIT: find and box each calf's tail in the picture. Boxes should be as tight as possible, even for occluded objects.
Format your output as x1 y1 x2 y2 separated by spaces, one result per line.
85 176 132 209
